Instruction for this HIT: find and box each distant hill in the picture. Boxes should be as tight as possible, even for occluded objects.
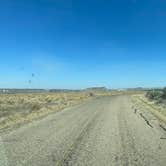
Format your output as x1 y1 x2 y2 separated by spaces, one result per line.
85 87 109 93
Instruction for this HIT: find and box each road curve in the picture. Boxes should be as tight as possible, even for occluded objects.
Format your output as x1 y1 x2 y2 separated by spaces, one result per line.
1 95 166 166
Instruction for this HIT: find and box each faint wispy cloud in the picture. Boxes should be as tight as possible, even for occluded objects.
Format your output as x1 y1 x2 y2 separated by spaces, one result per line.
32 54 64 73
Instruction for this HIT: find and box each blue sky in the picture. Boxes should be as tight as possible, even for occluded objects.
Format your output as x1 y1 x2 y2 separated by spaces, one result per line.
0 0 166 89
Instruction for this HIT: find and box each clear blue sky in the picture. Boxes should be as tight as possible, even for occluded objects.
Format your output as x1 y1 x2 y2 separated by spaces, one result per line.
0 0 166 89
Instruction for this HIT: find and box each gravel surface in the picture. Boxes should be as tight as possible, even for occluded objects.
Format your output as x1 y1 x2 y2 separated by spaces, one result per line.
0 95 166 166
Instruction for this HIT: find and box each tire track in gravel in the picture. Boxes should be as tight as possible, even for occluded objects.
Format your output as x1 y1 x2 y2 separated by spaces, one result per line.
1 95 166 166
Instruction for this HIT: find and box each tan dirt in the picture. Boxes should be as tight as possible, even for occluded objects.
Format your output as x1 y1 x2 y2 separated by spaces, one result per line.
0 95 166 166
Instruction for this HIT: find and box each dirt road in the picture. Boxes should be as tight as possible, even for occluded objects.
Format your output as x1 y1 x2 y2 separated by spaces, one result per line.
0 95 166 166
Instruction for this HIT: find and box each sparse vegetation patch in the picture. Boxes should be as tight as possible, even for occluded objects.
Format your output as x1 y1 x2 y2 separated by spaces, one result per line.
0 92 93 131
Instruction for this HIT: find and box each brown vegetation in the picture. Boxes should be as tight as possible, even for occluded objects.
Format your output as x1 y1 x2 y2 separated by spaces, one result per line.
0 92 93 131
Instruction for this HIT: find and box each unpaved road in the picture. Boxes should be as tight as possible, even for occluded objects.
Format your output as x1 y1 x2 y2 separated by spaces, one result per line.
0 95 166 166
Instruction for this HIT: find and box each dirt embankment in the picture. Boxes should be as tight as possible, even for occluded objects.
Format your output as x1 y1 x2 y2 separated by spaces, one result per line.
132 94 166 124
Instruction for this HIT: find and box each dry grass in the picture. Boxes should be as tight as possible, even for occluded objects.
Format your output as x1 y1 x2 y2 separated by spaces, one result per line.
0 90 144 131
0 92 93 131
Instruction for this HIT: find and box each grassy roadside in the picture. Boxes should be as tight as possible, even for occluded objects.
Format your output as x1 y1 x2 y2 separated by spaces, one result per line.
0 92 94 131
131 94 166 123
0 91 145 132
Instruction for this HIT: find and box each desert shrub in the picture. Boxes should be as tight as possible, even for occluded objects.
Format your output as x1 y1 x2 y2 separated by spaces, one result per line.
146 90 162 100
30 103 41 111
162 87 166 99
45 97 53 103
7 100 15 105
146 87 166 104
89 92 94 97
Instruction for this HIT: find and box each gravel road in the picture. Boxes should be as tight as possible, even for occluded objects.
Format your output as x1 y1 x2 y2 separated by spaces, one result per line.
0 95 166 166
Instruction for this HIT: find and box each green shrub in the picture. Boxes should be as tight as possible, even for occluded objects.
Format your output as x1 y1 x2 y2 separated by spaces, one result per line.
146 90 162 100
146 87 166 103
162 87 166 99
